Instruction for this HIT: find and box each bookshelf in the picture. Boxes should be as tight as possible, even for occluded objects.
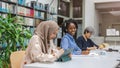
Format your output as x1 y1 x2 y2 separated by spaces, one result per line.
0 0 57 48
0 0 56 27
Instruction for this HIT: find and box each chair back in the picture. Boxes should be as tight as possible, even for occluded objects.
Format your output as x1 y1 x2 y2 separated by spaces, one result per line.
10 51 25 68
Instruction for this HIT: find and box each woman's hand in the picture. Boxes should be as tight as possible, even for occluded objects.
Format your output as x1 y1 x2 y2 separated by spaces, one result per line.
68 53 72 58
59 49 64 55
82 50 89 55
57 47 61 50
87 46 97 50
52 48 64 58
99 44 105 49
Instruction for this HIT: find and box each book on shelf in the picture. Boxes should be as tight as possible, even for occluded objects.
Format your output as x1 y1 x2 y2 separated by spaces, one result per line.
36 2 45 10
2 2 7 12
0 0 47 24
26 1 45 10
0 2 16 14
17 6 34 17
24 18 34 26
30 9 34 17
45 4 49 10
35 11 41 18
7 3 16 13
0 2 2 11
18 0 26 5
0 1 2 7
50 7 55 14
17 6 25 15
25 8 30 16
35 10 45 19
30 1 36 8
26 2 31 8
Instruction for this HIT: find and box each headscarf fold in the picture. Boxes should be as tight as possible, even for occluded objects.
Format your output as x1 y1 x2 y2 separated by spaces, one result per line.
34 20 59 53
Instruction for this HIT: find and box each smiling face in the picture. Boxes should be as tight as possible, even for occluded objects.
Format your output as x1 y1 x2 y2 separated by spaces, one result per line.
67 23 77 36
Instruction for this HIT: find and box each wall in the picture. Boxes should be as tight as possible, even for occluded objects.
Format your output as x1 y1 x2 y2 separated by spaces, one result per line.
100 13 120 36
94 10 102 36
94 0 120 3
94 0 120 36
84 0 120 36
83 0 97 35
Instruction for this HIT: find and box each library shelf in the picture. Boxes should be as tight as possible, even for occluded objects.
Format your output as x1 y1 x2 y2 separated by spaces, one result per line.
1 0 16 5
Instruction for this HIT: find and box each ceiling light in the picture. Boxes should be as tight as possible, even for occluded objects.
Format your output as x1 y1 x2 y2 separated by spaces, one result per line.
58 7 61 10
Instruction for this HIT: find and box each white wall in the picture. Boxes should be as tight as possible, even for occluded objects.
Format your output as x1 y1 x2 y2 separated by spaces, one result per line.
84 0 120 36
100 13 120 36
84 0 94 28
83 0 96 35
94 0 120 3
93 0 120 36
94 10 101 36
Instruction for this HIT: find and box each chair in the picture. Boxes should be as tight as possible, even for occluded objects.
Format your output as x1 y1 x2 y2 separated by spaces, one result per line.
10 51 25 68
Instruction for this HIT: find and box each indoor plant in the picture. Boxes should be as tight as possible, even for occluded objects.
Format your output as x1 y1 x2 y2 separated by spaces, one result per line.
0 14 32 68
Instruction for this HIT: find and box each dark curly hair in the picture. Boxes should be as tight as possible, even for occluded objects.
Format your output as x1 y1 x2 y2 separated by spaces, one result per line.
62 19 78 33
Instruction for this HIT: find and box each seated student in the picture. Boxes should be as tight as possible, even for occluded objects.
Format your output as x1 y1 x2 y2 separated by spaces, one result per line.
76 26 99 51
22 21 64 67
60 19 81 55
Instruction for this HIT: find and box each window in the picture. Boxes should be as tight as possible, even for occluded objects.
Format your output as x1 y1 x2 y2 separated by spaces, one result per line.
73 0 82 18
58 0 70 17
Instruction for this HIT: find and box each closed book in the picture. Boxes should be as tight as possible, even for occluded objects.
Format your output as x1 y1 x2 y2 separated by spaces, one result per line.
41 12 44 19
26 2 31 7
25 18 34 26
0 2 2 11
17 6 25 15
30 1 36 8
25 8 30 16
18 0 23 5
2 2 6 12
30 9 34 17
